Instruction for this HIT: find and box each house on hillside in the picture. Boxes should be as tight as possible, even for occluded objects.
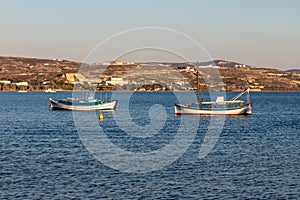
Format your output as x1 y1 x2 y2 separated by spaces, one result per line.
15 82 29 86
104 77 126 86
0 80 11 84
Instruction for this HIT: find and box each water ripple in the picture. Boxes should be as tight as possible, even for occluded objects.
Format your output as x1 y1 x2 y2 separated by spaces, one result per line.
0 92 299 199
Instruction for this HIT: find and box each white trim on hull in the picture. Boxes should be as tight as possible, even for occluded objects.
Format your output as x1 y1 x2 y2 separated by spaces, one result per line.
174 103 252 116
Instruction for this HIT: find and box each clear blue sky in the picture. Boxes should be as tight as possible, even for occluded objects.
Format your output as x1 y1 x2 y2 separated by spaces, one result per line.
0 0 299 69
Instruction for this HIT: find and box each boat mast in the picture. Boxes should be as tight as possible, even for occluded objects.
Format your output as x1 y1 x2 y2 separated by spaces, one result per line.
247 87 250 104
196 61 200 104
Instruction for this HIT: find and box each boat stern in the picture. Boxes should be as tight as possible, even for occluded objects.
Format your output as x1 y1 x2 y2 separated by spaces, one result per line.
174 103 181 115
109 100 118 111
245 103 253 115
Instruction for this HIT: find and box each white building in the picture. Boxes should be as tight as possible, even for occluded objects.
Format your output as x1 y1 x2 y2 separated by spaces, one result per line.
15 82 29 86
0 80 11 84
105 77 125 86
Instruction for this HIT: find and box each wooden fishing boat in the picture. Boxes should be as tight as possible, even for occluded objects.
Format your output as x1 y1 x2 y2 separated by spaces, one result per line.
49 94 117 111
174 67 252 115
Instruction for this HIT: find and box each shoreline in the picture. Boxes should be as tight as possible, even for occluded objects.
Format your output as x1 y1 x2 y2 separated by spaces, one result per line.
1 90 300 93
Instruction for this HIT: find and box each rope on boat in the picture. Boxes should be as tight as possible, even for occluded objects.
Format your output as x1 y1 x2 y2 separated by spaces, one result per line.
230 88 250 102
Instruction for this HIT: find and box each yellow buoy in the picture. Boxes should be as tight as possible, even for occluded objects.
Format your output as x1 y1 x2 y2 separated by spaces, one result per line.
99 113 104 121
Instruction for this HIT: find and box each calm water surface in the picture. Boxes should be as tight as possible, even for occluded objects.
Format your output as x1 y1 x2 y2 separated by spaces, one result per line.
0 92 299 199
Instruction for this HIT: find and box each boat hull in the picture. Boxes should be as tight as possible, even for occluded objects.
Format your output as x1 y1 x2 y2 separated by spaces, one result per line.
49 99 117 111
174 103 252 116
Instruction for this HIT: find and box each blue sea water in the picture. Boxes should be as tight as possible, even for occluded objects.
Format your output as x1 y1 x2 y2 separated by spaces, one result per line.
0 92 299 199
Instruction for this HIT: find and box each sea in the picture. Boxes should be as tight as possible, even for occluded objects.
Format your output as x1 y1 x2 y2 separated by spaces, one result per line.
0 92 299 199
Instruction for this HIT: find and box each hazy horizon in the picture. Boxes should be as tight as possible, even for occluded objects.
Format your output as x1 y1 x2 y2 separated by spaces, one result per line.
2 54 299 71
1 0 299 70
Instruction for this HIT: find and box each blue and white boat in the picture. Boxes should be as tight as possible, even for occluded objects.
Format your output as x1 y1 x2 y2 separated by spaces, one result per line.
49 94 117 111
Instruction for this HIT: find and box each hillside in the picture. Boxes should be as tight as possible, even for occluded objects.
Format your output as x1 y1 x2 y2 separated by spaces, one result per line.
0 56 299 91
286 69 300 74
0 56 80 90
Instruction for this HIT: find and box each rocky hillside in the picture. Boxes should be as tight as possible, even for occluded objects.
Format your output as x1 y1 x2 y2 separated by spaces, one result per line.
0 56 80 90
0 56 299 91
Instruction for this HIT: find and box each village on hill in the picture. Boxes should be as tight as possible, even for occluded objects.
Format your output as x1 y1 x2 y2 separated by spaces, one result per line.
0 56 299 92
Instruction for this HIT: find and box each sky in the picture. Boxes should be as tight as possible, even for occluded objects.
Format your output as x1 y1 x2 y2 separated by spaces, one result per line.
0 0 299 70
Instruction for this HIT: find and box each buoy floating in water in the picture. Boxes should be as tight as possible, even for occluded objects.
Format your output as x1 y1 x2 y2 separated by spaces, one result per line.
99 113 104 121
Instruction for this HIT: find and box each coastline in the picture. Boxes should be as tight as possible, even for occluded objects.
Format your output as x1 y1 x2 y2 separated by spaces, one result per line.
1 89 300 93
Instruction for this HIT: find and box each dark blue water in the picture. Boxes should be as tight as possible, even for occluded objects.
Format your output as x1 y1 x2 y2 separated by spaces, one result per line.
0 92 299 199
